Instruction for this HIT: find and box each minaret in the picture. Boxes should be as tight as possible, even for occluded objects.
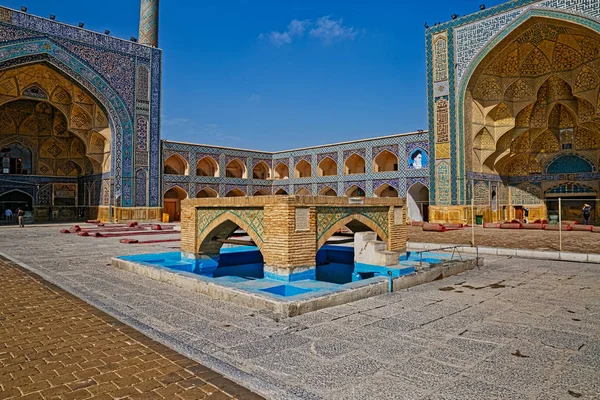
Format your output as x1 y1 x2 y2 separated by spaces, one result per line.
138 0 159 47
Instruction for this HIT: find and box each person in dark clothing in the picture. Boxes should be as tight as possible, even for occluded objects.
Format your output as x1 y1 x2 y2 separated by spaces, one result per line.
17 208 24 228
582 204 592 225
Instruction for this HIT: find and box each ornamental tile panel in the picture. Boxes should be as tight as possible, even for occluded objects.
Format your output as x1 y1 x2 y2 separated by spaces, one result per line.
316 206 389 241
196 207 265 244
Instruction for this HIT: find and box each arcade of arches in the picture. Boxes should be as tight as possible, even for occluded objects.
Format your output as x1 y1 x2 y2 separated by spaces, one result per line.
434 18 600 223
0 63 112 221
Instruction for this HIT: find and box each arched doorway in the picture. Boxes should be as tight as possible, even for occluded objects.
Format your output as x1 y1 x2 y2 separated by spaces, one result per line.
163 187 188 221
0 96 109 221
319 187 337 196
225 188 245 197
374 184 398 198
318 157 337 176
345 185 365 197
345 154 366 174
0 59 131 221
373 150 398 172
463 17 600 218
164 154 188 175
253 189 270 196
252 162 270 180
275 188 288 195
296 187 311 196
0 190 34 221
196 156 218 177
196 188 218 198
407 183 429 222
294 160 312 178
225 159 246 178
274 162 290 179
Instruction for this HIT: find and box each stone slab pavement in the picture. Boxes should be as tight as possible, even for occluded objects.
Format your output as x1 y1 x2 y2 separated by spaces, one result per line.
0 224 599 399
408 225 600 254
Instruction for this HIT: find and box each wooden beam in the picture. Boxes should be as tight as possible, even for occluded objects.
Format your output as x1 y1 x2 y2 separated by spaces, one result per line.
325 238 354 245
215 238 256 246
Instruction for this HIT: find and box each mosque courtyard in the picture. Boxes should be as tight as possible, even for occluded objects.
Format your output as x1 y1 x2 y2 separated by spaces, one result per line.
0 224 598 399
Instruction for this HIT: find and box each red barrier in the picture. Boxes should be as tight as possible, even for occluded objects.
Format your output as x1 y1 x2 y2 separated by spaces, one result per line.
533 219 548 224
500 223 522 229
127 221 139 227
60 229 70 234
86 220 100 224
522 223 545 230
483 222 501 229
571 225 593 232
92 232 103 237
411 221 425 227
151 224 162 231
422 223 446 232
77 231 89 236
70 225 81 232
443 223 463 229
120 238 139 244
593 226 600 233
545 224 572 231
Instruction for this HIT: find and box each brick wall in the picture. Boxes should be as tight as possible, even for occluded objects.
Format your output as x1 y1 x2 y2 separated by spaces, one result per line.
180 196 407 269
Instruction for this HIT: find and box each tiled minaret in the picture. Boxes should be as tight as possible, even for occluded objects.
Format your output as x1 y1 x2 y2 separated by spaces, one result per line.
138 0 159 47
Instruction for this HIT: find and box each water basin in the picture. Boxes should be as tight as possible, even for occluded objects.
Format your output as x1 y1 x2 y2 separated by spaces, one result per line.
260 285 315 297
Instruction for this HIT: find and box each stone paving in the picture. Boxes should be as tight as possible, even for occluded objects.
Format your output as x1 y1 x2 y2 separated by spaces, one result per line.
0 224 599 399
0 258 263 400
408 225 600 254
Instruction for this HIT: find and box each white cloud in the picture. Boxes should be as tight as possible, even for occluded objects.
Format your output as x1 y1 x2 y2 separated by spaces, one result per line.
260 19 310 46
260 17 360 46
309 16 358 45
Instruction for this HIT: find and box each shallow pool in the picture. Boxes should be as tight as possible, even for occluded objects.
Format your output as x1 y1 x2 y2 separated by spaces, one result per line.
119 246 457 300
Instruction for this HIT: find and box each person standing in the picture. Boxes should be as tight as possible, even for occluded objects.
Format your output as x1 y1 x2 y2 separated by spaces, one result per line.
5 208 12 222
17 207 24 228
582 204 592 225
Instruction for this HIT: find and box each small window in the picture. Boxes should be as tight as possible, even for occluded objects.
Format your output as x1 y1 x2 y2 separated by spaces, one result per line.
0 143 31 175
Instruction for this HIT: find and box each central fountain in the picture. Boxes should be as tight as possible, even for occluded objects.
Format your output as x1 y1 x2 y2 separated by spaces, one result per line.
113 196 479 316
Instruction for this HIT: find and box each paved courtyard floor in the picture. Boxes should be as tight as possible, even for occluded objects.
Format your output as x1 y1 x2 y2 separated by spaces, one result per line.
408 225 600 254
0 224 598 399
0 258 263 400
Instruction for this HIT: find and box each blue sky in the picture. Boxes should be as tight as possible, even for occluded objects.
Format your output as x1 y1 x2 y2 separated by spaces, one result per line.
4 0 506 151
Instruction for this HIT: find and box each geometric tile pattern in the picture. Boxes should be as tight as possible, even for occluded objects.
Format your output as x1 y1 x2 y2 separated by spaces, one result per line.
139 0 159 47
426 0 600 207
196 207 264 244
0 6 162 209
546 182 596 194
162 131 429 203
315 206 389 241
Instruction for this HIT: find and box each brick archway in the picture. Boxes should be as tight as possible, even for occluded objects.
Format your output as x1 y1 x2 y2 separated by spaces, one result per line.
196 208 265 256
316 213 388 251
317 207 389 250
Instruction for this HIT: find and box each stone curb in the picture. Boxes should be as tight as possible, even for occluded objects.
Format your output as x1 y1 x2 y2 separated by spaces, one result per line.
408 242 600 264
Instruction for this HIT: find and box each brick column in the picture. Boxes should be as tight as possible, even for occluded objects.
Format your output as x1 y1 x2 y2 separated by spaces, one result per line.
180 202 197 256
262 198 317 281
387 204 407 252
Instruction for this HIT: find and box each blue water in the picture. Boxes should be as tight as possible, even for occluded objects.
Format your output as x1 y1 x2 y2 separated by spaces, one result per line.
261 285 314 296
120 246 454 300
